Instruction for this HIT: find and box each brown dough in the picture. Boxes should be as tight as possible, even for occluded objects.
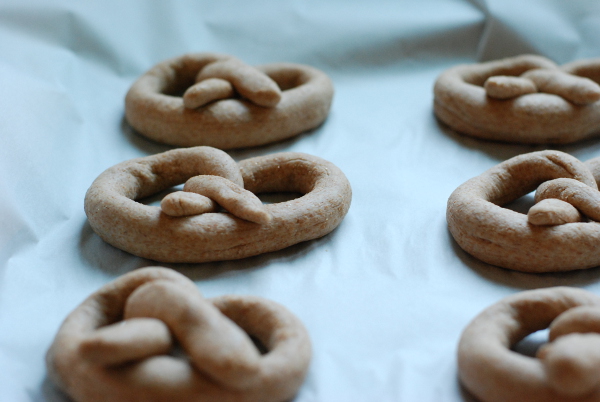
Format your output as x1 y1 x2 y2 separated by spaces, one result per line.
125 53 334 149
46 267 312 402
84 146 352 263
447 150 600 272
459 287 600 402
434 54 600 143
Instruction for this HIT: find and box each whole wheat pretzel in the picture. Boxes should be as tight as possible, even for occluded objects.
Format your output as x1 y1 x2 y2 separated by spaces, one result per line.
46 267 311 402
125 53 334 149
459 287 600 402
447 150 600 272
84 146 352 263
434 55 600 143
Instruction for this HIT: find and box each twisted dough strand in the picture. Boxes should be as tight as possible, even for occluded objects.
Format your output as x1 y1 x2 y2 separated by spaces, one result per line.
190 57 282 107
161 175 271 224
459 287 600 402
46 267 312 402
85 146 352 263
434 54 600 143
125 53 334 149
447 150 600 272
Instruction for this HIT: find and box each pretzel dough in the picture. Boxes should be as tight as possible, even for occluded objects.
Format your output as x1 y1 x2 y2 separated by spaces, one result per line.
434 55 600 143
447 150 600 272
125 53 334 149
459 287 600 402
46 267 311 402
84 146 352 263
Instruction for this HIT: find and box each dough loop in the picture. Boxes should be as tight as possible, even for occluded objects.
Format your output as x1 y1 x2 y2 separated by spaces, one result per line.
125 53 334 149
459 287 600 402
434 55 600 143
84 146 352 263
46 267 312 402
447 150 600 272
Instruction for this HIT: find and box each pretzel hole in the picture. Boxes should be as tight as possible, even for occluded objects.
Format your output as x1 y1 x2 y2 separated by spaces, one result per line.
511 328 550 357
267 71 306 92
250 335 268 355
503 192 536 214
163 68 198 97
566 64 600 86
137 185 185 207
256 192 303 204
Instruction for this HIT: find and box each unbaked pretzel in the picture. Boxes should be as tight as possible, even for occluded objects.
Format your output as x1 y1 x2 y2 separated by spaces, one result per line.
84 146 352 263
459 287 600 402
46 267 311 402
434 54 600 143
125 53 334 149
447 150 600 272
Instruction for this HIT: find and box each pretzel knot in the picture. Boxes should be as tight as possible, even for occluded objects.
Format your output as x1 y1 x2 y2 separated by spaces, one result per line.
434 54 600 143
459 287 600 402
46 267 311 402
125 53 334 149
84 146 352 263
447 150 600 272
160 174 272 224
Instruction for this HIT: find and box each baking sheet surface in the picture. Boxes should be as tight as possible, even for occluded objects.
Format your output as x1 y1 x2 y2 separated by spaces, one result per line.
2 1 600 401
